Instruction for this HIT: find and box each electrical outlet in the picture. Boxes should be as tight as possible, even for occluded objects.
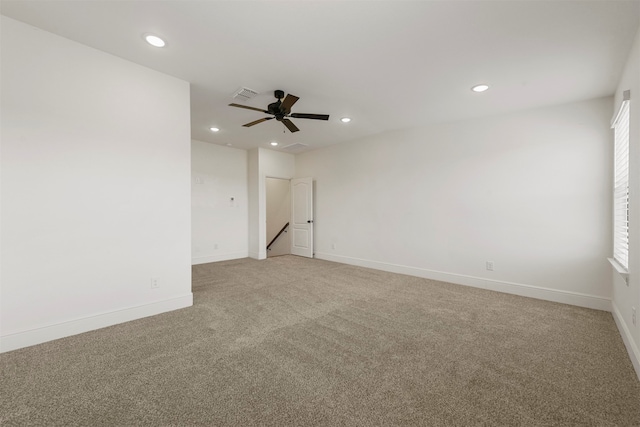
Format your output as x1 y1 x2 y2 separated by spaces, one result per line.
633 307 637 326
214 243 219 250
331 243 336 250
151 277 159 289
486 261 494 271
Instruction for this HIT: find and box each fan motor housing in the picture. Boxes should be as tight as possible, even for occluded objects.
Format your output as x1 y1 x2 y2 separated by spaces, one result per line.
268 101 283 118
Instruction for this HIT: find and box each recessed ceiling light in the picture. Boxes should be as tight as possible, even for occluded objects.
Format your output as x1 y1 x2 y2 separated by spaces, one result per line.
270 141 278 146
209 127 220 132
341 117 351 123
144 34 166 48
472 84 489 93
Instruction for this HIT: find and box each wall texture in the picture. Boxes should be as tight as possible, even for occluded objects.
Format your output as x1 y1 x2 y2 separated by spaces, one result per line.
192 140 248 264
612 26 640 379
296 97 613 311
1 17 192 352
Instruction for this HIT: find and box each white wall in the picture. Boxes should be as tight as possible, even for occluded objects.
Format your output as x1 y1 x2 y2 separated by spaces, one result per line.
296 97 613 310
1 17 192 352
612 26 640 379
260 148 296 179
248 149 260 259
248 148 295 259
192 140 248 264
266 178 291 257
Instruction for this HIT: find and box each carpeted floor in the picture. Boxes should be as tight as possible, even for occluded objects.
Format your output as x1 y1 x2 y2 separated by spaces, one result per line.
1 255 639 426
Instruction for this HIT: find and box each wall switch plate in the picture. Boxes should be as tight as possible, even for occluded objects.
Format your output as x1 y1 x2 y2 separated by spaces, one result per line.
486 261 494 271
151 278 159 289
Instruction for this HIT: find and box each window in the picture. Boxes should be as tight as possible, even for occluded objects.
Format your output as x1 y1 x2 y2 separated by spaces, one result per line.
612 90 630 271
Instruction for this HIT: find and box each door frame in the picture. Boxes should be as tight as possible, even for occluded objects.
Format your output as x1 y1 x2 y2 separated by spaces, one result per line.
265 177 292 258
258 175 314 260
256 174 288 259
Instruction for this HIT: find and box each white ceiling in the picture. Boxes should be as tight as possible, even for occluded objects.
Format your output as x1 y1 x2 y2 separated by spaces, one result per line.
2 1 639 153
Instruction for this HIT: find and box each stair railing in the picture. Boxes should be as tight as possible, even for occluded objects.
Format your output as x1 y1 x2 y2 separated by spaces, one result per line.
267 222 289 251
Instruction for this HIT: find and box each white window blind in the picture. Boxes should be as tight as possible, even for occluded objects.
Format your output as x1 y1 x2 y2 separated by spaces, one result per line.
612 91 630 270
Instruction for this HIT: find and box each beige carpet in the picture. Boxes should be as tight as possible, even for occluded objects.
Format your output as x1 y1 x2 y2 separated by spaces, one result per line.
1 255 639 426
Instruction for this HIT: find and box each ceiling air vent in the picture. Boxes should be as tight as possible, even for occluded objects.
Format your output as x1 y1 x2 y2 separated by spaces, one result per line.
282 143 309 153
232 87 259 102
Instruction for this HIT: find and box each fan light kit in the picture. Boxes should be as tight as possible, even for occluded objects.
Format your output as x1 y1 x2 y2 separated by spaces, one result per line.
472 84 489 93
144 34 166 48
209 127 220 132
229 90 329 133
341 117 351 123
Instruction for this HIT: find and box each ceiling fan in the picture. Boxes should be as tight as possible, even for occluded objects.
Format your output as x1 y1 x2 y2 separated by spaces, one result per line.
229 90 329 133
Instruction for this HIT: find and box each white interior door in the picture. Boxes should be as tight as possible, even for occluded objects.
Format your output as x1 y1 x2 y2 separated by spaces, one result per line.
290 177 313 258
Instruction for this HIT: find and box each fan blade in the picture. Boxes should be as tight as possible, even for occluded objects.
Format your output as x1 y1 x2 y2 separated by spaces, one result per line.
229 103 269 114
280 94 299 113
243 117 274 127
290 113 330 121
282 119 300 133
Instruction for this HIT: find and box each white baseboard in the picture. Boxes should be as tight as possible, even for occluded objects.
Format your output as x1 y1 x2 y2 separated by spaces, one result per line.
0 293 193 353
192 251 248 265
315 252 611 312
248 251 267 260
611 302 640 381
